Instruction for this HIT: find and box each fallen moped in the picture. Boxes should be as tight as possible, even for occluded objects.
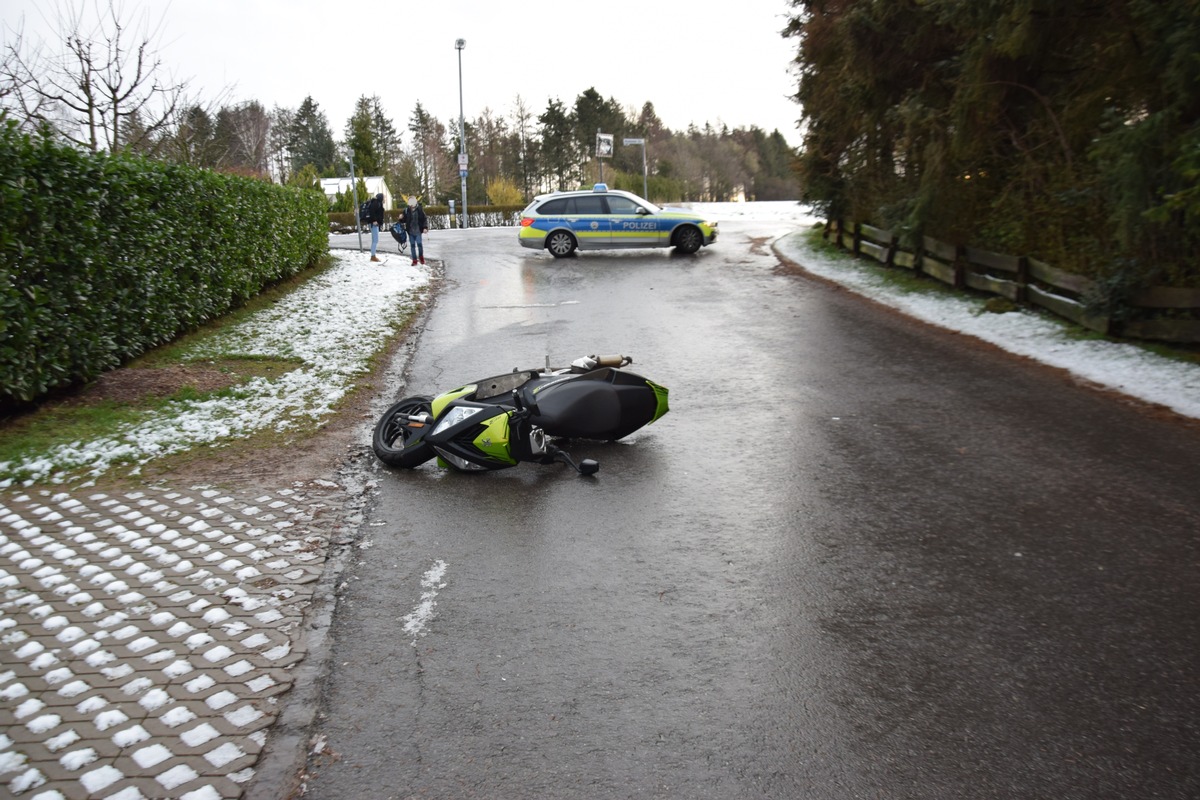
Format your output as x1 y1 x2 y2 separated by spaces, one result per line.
372 355 668 475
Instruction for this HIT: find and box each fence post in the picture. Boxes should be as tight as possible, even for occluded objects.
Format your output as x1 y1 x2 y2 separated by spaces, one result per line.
852 222 863 257
1015 255 1030 304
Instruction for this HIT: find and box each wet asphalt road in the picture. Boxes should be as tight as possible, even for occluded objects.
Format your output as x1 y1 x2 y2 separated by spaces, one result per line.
300 223 1200 799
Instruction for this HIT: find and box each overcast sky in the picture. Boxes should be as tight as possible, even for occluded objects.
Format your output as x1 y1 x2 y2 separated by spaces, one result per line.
4 0 803 147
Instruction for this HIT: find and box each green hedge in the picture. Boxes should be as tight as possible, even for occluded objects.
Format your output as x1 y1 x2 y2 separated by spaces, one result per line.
0 121 328 406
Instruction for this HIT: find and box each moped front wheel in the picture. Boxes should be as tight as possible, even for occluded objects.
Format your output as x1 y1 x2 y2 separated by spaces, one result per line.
373 396 435 468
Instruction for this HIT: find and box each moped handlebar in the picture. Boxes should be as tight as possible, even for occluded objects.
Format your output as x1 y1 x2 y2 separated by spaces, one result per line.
592 354 633 367
567 354 633 372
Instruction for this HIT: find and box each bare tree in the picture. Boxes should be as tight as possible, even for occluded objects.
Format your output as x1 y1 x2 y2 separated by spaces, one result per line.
408 102 449 201
0 19 49 122
509 94 536 197
216 100 271 177
267 105 295 184
0 26 17 107
1 0 185 152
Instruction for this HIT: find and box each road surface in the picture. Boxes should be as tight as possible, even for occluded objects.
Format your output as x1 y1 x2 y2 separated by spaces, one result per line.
296 221 1200 799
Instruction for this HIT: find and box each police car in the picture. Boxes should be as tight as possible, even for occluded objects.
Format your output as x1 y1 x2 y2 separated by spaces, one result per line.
518 184 718 257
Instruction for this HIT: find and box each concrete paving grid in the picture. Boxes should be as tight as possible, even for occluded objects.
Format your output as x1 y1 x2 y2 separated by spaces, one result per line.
0 480 340 799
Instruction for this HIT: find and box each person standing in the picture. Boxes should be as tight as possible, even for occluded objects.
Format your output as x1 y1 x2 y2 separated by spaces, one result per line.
400 196 429 266
366 193 385 262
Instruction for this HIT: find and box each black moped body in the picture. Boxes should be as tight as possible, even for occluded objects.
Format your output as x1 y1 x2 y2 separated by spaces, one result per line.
372 355 668 475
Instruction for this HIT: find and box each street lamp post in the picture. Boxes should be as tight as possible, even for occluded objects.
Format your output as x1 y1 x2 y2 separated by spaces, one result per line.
349 151 363 251
455 38 468 230
623 137 648 199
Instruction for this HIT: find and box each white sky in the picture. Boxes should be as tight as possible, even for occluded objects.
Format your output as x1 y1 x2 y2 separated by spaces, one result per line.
3 0 803 147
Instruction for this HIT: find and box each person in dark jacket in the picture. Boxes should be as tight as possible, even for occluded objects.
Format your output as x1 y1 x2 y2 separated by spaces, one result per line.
400 196 429 266
367 193 385 262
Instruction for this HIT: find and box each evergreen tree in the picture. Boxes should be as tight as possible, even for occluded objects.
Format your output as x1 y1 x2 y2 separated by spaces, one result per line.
637 102 671 145
174 105 218 167
290 96 337 177
371 97 402 178
745 128 798 200
573 88 627 182
785 0 1200 286
538 98 578 190
346 97 380 175
346 95 401 179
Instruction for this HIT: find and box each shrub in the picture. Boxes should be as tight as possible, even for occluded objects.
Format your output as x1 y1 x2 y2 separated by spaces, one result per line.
0 121 328 407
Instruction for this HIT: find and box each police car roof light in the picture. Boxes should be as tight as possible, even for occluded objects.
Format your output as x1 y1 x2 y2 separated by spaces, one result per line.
592 183 608 193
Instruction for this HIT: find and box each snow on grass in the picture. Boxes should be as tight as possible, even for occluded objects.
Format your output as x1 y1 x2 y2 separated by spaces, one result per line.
0 252 431 486
771 225 1200 421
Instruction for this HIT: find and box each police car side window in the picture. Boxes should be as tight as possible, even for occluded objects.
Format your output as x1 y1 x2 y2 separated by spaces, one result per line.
538 198 567 214
571 196 606 214
606 197 639 215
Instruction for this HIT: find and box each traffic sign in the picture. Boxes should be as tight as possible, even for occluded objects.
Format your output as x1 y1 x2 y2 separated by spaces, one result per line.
596 132 614 157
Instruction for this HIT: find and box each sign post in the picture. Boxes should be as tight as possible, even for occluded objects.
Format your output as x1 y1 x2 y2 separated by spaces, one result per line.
596 131 613 182
623 137 647 198
457 152 469 229
349 152 363 251
456 38 469 229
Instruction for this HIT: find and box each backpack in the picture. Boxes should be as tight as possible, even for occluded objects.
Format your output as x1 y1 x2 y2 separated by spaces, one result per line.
389 221 408 246
358 200 373 226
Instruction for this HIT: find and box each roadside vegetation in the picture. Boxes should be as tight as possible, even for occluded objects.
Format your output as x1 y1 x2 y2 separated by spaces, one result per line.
786 1 1200 301
0 254 433 486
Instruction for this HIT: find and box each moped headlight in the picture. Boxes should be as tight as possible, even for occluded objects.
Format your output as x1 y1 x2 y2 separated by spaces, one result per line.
434 448 488 471
433 405 483 436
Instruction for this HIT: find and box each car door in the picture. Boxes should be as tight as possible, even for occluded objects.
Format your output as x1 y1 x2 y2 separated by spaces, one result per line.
606 194 662 248
565 195 610 249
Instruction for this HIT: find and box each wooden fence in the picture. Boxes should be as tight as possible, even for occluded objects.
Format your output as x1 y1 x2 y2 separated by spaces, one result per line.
825 220 1200 344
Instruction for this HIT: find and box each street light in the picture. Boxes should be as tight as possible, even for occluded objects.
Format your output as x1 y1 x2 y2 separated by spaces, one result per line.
348 150 363 252
623 137 648 199
455 38 468 230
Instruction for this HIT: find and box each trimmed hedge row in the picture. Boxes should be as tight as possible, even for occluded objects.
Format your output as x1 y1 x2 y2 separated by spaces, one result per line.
0 121 328 407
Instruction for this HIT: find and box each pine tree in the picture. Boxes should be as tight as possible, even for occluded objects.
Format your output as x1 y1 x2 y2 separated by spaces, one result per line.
538 98 578 191
290 96 337 177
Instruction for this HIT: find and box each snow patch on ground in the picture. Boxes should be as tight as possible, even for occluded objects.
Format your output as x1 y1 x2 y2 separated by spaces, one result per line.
0 252 431 486
402 560 449 643
769 225 1200 421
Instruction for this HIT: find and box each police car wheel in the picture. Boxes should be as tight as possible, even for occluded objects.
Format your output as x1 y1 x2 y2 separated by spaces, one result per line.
673 225 703 254
547 231 577 258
